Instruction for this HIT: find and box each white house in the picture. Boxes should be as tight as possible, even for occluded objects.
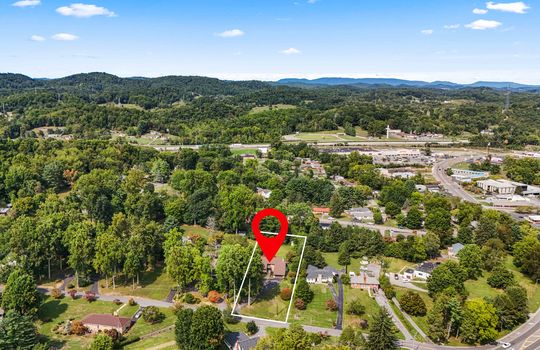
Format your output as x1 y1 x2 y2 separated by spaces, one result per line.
346 207 374 222
306 265 338 284
404 262 438 280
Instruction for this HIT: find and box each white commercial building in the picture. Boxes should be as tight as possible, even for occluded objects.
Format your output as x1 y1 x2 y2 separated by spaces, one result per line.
477 179 516 195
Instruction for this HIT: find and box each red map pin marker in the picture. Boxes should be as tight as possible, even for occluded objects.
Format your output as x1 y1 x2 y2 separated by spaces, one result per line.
251 208 289 261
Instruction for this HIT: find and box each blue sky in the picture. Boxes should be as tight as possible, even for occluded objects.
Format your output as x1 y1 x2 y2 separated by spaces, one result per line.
1 0 539 83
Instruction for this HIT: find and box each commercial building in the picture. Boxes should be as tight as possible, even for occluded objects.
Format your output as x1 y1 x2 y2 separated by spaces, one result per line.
346 207 374 222
477 179 516 195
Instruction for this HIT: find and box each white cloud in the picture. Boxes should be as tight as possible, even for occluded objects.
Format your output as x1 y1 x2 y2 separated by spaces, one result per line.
421 29 434 35
56 3 116 18
52 33 79 41
465 19 502 30
30 35 45 42
444 24 460 29
216 29 245 38
307 0 318 4
12 0 40 7
486 1 530 14
281 48 301 55
473 8 489 14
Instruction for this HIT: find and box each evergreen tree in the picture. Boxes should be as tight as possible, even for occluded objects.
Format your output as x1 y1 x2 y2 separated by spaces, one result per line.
0 310 38 350
366 309 399 350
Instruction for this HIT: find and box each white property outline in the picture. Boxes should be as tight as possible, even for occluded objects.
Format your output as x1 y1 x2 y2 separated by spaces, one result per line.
231 231 307 325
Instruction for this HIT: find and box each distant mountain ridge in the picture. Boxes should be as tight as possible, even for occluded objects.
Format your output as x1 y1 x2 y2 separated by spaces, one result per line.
275 77 539 90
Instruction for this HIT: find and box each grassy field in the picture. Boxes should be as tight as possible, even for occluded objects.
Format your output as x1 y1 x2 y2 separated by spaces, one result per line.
322 252 361 273
128 307 177 338
231 148 258 155
98 266 175 301
125 330 176 350
240 279 337 328
290 284 337 328
37 297 132 349
383 257 413 274
504 256 540 312
240 280 290 322
342 286 380 328
250 104 297 114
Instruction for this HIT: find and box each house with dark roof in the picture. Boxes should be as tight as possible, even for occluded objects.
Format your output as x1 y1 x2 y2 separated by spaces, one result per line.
224 332 260 350
262 256 287 279
80 314 132 334
413 261 439 280
306 265 338 284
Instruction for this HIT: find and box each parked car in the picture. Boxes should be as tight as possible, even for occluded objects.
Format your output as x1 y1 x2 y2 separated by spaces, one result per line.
499 342 511 349
394 274 399 280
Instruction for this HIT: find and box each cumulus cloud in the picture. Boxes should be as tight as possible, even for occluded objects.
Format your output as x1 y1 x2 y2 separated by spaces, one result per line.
486 1 530 14
281 48 301 55
473 8 489 14
421 29 434 35
465 19 502 30
52 33 79 41
30 35 45 42
56 3 116 17
216 29 245 38
12 0 40 7
444 24 460 29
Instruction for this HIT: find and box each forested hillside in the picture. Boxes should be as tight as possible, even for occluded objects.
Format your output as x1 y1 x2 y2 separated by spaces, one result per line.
1 73 539 147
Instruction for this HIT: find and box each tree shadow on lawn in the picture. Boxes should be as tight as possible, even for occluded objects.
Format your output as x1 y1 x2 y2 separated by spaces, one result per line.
38 297 69 321
257 280 281 301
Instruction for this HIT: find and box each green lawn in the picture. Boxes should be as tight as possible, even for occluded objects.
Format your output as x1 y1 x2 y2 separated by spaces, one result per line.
464 275 501 300
124 330 176 350
231 148 258 155
504 256 540 312
241 280 337 328
98 266 175 301
290 284 337 328
240 280 290 322
383 257 413 274
342 286 380 328
37 297 127 349
180 225 220 239
322 252 361 273
127 307 177 339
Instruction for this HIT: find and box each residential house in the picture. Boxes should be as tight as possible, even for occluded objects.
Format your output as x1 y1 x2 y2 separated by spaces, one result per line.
80 314 132 334
0 203 12 216
351 262 380 290
404 262 438 280
448 243 464 258
256 187 272 199
224 332 260 350
306 265 338 284
262 256 287 279
312 207 331 215
346 207 374 223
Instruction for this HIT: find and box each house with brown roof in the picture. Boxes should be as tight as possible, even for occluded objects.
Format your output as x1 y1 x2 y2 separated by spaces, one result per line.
81 314 132 334
262 256 287 279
